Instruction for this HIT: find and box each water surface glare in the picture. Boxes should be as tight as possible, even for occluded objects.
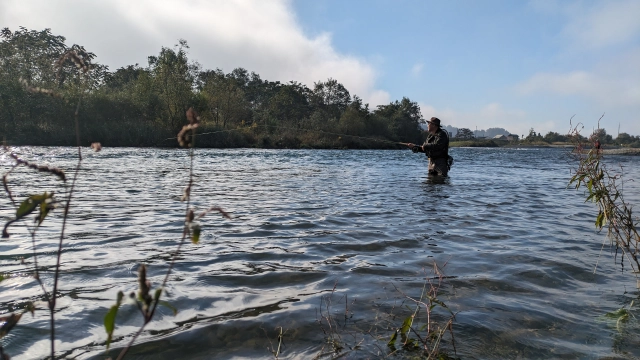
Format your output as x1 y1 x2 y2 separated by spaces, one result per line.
1 147 639 359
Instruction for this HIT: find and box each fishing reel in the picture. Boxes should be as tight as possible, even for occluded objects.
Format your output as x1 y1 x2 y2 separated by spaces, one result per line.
411 146 421 153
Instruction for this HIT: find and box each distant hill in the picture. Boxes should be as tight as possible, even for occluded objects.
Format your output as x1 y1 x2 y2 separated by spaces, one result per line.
440 125 511 138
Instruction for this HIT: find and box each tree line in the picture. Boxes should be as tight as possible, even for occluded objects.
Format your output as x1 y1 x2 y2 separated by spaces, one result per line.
449 126 640 147
0 27 426 148
521 128 640 147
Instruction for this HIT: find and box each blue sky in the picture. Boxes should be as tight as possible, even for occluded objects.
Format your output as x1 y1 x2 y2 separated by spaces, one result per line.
292 0 640 137
1 0 639 136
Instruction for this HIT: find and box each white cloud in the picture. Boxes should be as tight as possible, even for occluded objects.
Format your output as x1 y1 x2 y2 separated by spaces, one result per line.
520 2 640 136
516 48 640 108
0 0 387 106
411 63 423 76
529 0 640 50
517 71 593 95
562 0 640 50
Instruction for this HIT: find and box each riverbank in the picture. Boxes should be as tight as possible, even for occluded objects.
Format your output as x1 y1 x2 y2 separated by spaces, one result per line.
449 139 500 147
450 140 640 155
595 148 640 155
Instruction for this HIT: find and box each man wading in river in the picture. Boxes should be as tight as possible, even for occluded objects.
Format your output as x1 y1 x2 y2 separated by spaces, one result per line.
405 117 452 177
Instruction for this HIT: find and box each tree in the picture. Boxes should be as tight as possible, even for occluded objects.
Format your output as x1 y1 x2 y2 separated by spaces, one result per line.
455 128 474 140
0 27 106 143
312 78 351 120
525 128 543 143
0 27 67 86
373 97 423 142
148 39 199 129
590 128 613 144
265 81 312 127
615 132 634 145
543 131 568 143
338 95 369 135
199 68 251 128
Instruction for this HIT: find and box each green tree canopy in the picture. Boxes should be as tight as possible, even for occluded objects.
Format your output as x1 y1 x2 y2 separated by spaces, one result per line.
455 128 474 140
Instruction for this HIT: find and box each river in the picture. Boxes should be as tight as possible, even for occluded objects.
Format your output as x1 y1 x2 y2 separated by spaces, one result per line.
1 147 639 359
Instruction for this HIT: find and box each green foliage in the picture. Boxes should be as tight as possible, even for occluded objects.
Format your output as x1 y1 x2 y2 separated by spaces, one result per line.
569 124 640 276
454 128 474 140
599 301 637 333
384 263 457 359
104 291 124 349
372 97 424 143
591 128 613 144
544 131 568 143
338 96 368 135
3 192 55 238
1 27 430 148
615 133 640 147
16 192 51 219
190 223 201 244
525 128 545 143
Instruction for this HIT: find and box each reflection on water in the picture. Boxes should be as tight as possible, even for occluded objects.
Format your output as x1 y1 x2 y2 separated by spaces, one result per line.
424 174 451 185
0 147 639 359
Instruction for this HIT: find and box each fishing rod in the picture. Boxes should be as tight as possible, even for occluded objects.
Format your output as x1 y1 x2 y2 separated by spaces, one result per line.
164 123 412 147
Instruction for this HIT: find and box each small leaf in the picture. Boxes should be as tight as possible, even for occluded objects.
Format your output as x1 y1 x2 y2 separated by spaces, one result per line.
400 315 413 343
36 199 53 226
104 291 124 349
190 223 201 244
404 338 418 348
154 288 162 302
617 314 629 332
604 307 629 319
17 196 43 219
388 330 398 347
0 274 5 283
158 300 178 316
104 306 118 348
595 211 605 228
14 193 53 223
428 296 454 315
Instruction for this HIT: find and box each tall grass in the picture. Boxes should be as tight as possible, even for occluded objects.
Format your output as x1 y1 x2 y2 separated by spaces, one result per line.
569 117 640 282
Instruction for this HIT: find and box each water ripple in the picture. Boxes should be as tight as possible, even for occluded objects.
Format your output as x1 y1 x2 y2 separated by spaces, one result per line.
0 147 638 358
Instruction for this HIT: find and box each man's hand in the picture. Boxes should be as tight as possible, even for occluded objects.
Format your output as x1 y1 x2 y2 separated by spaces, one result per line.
405 143 423 153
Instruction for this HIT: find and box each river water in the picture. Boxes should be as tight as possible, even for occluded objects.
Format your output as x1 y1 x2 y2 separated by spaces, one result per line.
1 147 639 359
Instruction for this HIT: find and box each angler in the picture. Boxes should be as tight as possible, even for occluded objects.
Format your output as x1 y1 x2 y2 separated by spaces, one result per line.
404 117 453 177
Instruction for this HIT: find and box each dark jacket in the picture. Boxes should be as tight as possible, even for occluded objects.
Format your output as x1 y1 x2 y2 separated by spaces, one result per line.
422 128 449 160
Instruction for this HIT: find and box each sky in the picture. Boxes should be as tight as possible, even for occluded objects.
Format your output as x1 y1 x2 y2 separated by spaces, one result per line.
1 0 639 137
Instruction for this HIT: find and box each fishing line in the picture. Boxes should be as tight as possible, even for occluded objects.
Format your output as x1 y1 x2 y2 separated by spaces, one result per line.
163 124 410 146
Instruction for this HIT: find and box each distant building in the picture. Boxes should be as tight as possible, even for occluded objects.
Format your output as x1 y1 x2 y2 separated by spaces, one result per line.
493 134 507 140
507 134 519 141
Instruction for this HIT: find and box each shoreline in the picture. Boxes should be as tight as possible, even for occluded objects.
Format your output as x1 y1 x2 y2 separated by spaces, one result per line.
4 143 640 154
